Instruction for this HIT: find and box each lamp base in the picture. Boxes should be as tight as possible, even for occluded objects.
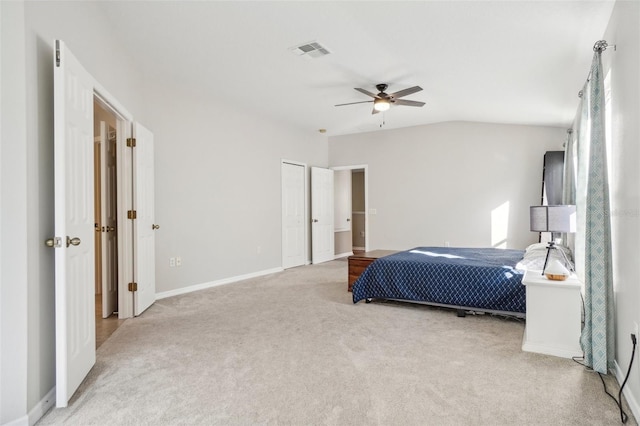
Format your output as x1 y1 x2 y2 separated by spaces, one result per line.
545 273 568 281
541 241 574 277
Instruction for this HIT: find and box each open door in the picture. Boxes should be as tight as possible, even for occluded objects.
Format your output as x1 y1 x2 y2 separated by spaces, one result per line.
99 122 118 318
52 40 96 407
311 167 334 263
282 161 306 269
52 41 156 406
133 123 156 316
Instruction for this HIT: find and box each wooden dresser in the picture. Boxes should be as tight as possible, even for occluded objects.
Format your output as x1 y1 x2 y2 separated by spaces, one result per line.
347 250 398 292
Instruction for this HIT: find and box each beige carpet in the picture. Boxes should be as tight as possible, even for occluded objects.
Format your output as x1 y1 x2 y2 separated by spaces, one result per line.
38 260 636 425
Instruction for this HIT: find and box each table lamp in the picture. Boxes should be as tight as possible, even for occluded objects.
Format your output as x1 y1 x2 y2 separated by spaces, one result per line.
530 205 576 276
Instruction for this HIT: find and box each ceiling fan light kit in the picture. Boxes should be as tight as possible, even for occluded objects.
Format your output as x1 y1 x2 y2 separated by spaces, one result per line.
335 83 425 115
373 98 390 112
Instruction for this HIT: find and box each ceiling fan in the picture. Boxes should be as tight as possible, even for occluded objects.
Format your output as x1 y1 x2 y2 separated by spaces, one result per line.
335 83 425 114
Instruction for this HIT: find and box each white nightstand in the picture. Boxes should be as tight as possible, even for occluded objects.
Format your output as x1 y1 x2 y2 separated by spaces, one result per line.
522 269 583 358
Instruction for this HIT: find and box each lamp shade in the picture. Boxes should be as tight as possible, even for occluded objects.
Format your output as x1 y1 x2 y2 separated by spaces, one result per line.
530 205 576 233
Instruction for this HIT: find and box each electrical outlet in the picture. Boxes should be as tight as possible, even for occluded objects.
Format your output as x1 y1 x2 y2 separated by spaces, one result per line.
176 256 182 267
633 321 639 338
257 246 261 254
444 241 450 247
169 257 175 267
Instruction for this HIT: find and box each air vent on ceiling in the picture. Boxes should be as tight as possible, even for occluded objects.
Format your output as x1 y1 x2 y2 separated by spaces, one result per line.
289 41 331 58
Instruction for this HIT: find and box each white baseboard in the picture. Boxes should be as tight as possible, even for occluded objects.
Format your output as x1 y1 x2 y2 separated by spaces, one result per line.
3 414 27 426
5 386 56 426
614 359 640 422
28 386 55 426
155 267 284 300
353 246 365 251
334 251 353 259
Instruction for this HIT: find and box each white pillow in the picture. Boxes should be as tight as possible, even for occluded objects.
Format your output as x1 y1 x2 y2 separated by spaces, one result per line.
525 242 573 259
518 244 574 271
525 243 549 253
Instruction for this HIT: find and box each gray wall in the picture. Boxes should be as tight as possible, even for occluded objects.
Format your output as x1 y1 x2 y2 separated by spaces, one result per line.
603 0 640 415
1 1 327 422
1 2 29 422
329 121 565 251
140 74 327 294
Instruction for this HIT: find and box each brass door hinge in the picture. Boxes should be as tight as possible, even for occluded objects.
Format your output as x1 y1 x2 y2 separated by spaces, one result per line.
126 137 136 147
127 210 137 220
128 282 138 292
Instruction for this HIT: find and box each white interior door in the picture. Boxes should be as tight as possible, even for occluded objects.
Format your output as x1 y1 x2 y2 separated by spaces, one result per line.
311 167 334 264
334 170 352 232
133 122 156 316
53 40 96 407
100 122 118 318
282 162 306 269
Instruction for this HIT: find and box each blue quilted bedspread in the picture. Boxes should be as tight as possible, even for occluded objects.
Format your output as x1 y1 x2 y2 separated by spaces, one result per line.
352 247 526 314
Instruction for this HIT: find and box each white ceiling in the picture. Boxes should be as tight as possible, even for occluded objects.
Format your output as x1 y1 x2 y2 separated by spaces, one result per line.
100 1 615 136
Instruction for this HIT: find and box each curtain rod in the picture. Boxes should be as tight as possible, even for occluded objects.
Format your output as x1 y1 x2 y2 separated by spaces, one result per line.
593 40 615 52
577 40 616 98
563 128 573 148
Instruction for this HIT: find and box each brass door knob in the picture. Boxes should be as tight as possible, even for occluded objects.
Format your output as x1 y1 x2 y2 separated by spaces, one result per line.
45 237 61 248
66 236 81 247
106 226 115 232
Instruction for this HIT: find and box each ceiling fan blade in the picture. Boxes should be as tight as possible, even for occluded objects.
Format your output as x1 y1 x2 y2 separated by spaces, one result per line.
354 88 379 99
335 100 374 107
393 99 425 107
389 86 422 99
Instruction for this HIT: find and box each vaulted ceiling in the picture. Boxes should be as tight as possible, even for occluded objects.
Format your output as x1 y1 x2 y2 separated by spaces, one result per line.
101 1 615 136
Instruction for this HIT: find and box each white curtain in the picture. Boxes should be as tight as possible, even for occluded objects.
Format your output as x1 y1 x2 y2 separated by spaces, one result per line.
562 129 576 252
573 43 614 375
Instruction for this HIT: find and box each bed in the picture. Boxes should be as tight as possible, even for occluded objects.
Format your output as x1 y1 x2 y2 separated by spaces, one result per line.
351 247 528 317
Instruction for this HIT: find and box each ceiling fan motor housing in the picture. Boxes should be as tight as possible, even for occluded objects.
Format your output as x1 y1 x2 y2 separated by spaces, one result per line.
376 83 388 94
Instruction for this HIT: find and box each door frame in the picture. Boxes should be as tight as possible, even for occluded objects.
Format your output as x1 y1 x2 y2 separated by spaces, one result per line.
331 165 369 253
280 159 309 267
93 88 135 319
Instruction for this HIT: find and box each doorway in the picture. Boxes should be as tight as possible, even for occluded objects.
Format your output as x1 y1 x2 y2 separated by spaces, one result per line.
332 165 368 257
93 100 124 347
350 169 366 253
